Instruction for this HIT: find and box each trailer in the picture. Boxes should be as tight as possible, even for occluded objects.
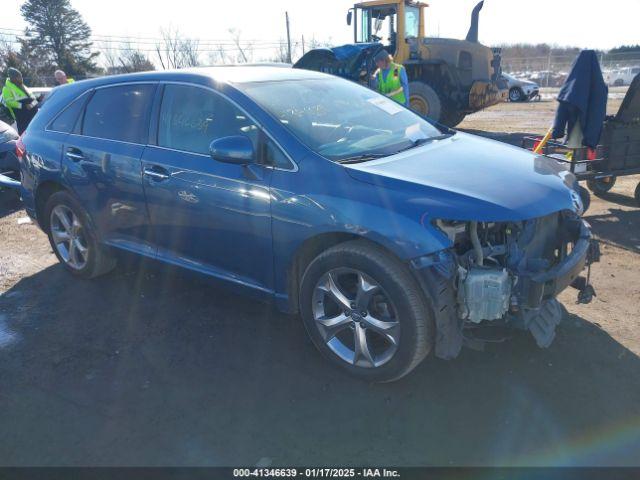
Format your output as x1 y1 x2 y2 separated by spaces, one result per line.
523 74 640 212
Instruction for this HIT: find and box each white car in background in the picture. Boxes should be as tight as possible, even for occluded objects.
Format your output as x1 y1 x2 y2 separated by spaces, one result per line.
606 67 640 86
502 73 540 102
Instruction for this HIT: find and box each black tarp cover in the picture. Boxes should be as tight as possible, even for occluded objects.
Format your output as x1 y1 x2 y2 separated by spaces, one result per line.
552 50 608 148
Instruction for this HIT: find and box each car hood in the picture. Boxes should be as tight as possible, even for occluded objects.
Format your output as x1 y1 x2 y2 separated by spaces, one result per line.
345 132 579 222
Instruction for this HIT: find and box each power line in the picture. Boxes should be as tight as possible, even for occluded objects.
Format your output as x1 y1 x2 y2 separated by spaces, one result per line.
0 34 295 56
0 26 289 47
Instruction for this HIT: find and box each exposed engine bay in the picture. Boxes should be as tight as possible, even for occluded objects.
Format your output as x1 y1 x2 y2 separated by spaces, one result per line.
429 210 600 355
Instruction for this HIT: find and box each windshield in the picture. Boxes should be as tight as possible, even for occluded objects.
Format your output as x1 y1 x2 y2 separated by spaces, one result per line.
240 78 443 161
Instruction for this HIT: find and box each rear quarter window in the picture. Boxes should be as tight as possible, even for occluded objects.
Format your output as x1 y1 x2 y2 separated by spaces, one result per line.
82 84 156 144
48 93 88 133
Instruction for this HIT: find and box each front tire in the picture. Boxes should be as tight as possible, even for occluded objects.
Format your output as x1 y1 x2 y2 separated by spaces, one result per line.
299 240 433 382
44 190 116 278
509 87 524 102
409 81 442 122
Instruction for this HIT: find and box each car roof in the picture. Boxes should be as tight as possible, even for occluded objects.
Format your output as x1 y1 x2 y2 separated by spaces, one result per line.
184 65 328 84
68 65 329 91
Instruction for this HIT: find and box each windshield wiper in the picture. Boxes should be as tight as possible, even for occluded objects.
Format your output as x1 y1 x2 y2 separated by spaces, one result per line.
336 133 454 164
395 134 454 154
336 153 389 164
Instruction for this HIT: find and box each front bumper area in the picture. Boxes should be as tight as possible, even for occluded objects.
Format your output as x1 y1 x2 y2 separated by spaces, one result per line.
520 218 595 309
411 216 599 359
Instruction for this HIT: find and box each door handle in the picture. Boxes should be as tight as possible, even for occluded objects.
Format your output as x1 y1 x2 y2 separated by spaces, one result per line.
143 166 170 181
65 148 84 162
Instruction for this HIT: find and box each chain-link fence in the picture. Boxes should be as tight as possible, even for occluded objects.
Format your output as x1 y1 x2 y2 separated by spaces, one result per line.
502 51 640 88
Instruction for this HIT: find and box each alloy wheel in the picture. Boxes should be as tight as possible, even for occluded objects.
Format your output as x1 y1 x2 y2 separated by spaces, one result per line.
50 205 89 270
311 268 400 368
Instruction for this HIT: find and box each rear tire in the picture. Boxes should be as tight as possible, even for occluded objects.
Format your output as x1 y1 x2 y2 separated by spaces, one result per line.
409 81 442 123
587 176 617 196
299 240 433 382
634 182 640 207
44 190 116 279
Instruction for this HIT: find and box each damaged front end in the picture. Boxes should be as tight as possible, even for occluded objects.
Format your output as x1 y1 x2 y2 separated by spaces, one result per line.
411 210 600 359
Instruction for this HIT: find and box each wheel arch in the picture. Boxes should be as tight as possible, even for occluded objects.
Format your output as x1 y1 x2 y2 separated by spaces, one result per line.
285 232 410 314
405 62 466 109
34 180 68 230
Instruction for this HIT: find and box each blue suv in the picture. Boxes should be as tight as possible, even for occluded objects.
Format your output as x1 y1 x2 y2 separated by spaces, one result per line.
14 67 598 381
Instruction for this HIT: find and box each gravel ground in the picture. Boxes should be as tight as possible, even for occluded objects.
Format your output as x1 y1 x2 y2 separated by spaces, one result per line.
0 96 639 467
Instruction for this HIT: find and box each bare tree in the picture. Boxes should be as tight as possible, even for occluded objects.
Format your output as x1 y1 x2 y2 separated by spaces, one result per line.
228 28 253 64
1 34 49 85
155 27 201 69
270 38 290 63
207 46 231 65
99 41 120 73
119 43 155 73
98 42 155 74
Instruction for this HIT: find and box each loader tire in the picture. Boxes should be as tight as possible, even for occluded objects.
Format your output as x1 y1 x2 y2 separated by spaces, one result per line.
440 108 466 128
409 82 442 123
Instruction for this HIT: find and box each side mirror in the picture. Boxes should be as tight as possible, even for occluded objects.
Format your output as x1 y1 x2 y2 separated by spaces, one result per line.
209 135 255 165
346 10 353 26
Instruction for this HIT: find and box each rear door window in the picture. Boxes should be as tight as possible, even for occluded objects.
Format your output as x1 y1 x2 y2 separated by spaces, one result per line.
82 84 156 143
158 84 258 155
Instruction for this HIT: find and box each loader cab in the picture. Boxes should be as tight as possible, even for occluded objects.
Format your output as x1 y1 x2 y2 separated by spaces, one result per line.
347 0 425 63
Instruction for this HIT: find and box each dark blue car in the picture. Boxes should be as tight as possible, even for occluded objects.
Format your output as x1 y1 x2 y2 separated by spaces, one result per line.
13 67 598 381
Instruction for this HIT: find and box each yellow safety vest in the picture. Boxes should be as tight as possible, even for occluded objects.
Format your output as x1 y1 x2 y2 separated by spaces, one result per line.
1 78 34 120
377 62 407 104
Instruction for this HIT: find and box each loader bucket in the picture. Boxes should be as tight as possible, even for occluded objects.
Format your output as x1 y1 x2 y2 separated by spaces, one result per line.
294 42 384 86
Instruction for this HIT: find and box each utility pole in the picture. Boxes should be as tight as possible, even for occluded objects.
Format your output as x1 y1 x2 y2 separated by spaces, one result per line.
285 11 292 64
546 50 552 88
302 35 305 55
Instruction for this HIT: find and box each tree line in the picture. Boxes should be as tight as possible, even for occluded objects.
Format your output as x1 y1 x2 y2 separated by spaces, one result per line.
0 0 332 87
2 0 636 87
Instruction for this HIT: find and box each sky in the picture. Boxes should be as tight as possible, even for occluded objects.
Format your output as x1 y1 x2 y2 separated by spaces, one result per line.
2 0 639 58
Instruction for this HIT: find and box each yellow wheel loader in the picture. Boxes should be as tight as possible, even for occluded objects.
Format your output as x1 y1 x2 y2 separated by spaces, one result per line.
294 0 507 127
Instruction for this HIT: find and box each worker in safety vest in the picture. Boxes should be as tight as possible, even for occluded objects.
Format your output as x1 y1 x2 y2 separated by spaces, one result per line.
2 68 38 134
372 49 409 106
54 69 75 86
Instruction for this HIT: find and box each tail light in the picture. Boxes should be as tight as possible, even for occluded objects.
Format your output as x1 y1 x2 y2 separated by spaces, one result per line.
15 135 26 160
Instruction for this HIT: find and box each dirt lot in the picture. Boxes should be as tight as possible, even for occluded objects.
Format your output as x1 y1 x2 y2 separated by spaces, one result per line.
0 96 639 466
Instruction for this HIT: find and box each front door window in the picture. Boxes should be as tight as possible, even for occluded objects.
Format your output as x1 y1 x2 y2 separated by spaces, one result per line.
356 8 370 43
405 5 420 38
